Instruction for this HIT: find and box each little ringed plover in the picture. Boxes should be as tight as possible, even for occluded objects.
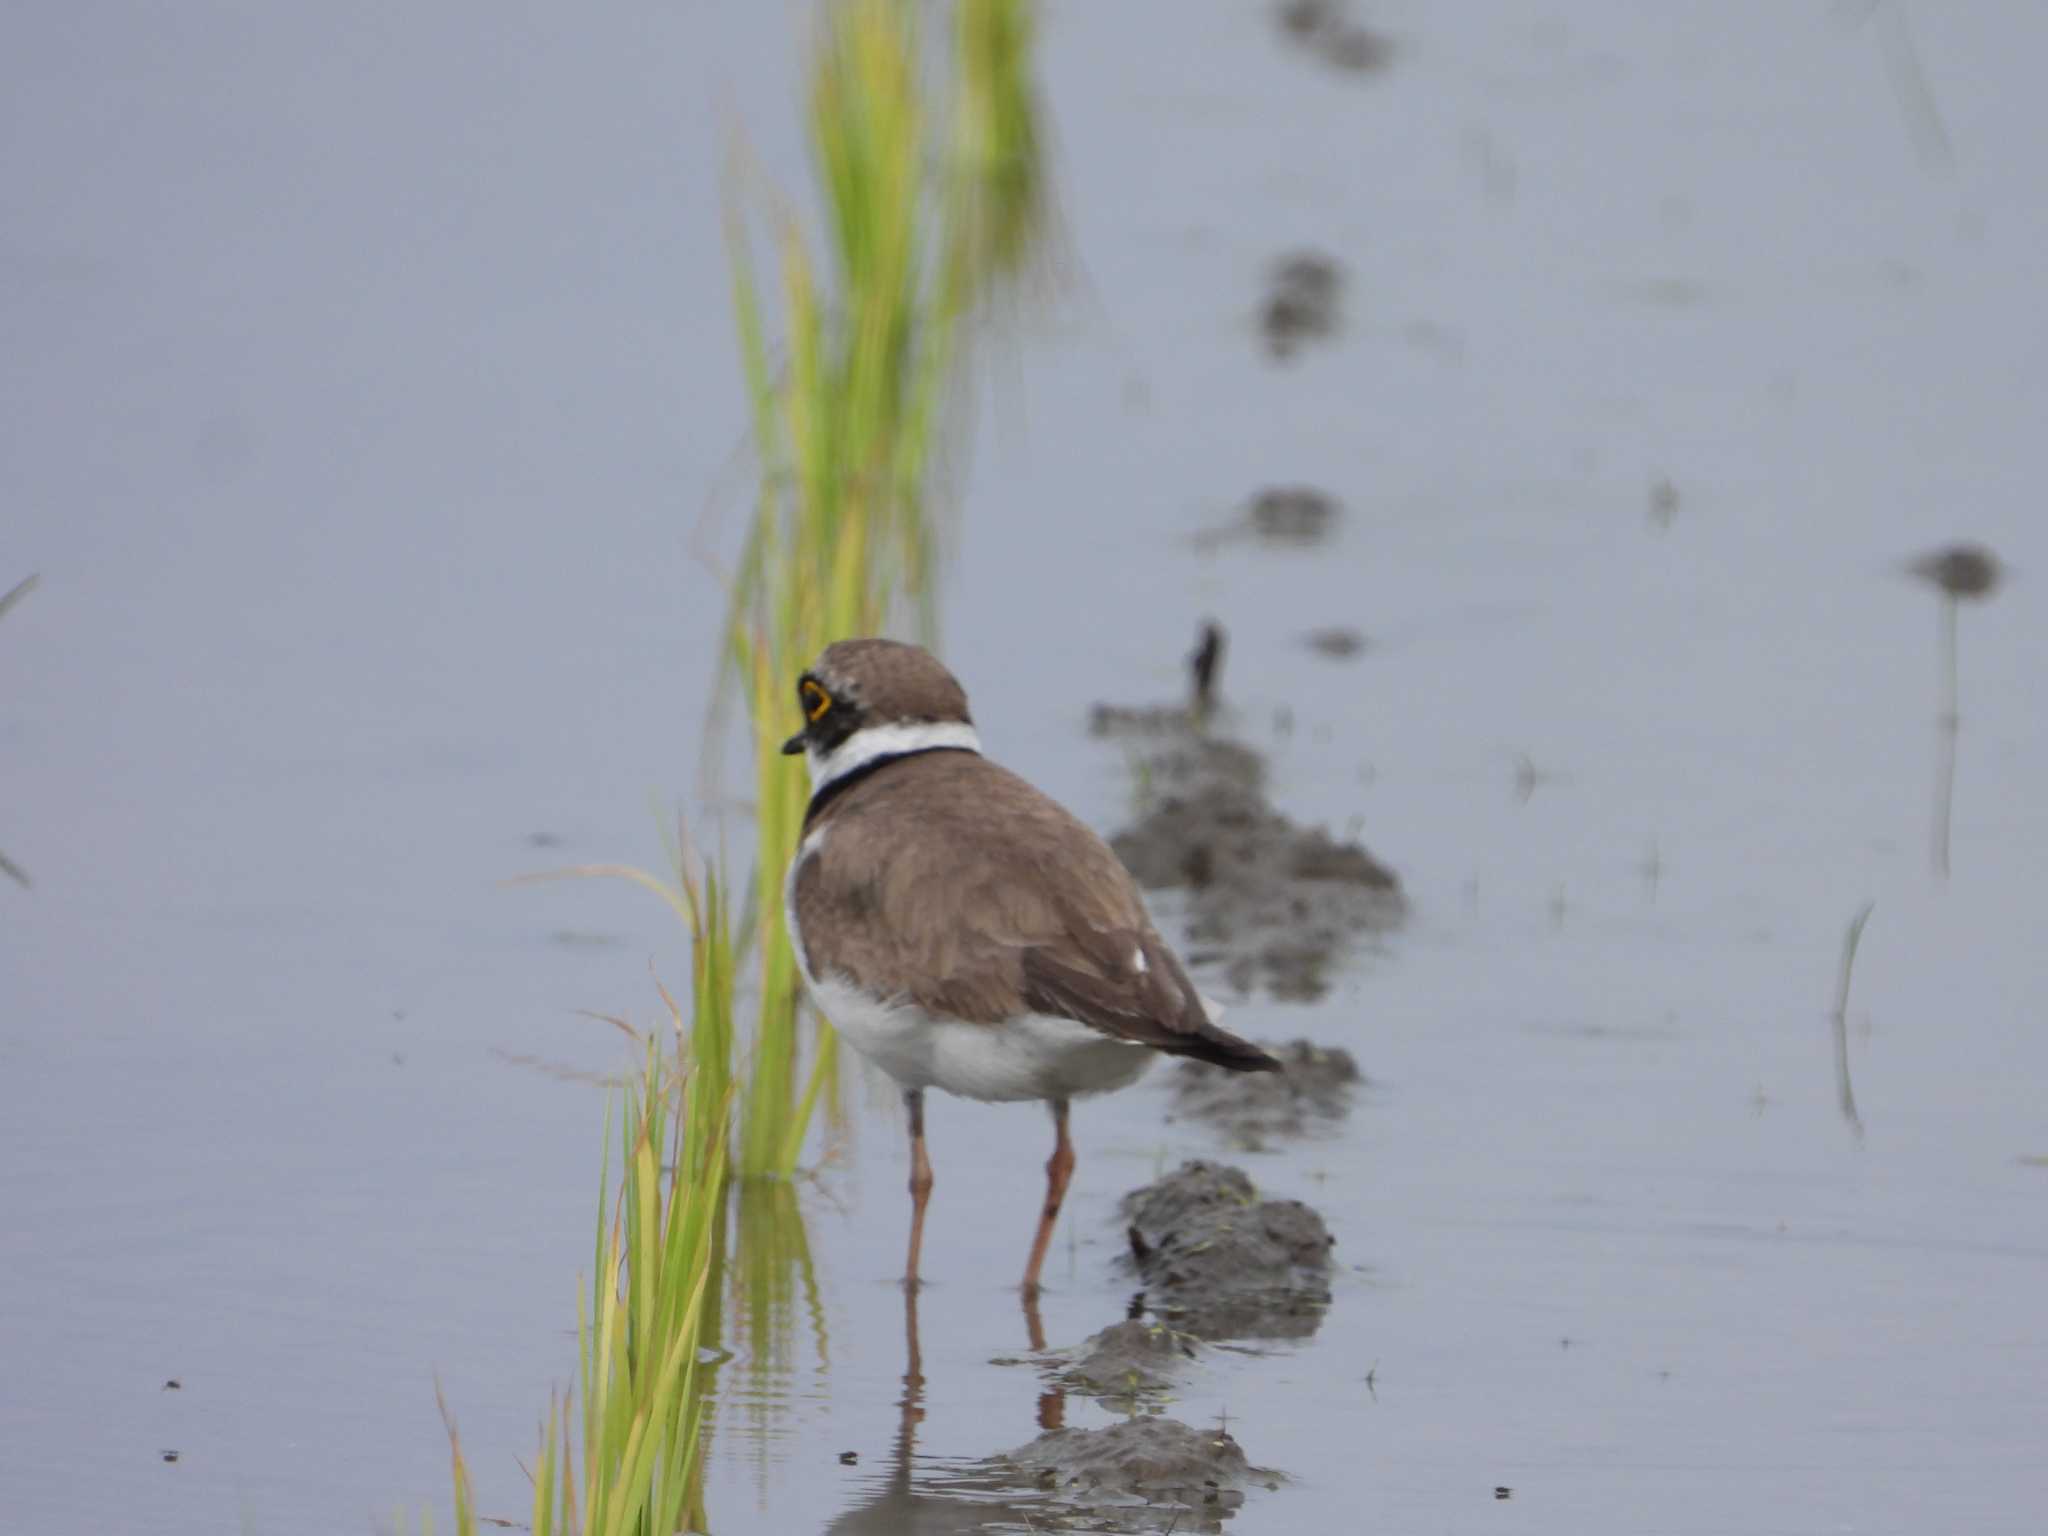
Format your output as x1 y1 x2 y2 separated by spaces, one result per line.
782 638 1280 1293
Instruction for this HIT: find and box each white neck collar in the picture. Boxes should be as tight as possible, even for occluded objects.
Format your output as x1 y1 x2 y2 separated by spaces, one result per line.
806 720 982 794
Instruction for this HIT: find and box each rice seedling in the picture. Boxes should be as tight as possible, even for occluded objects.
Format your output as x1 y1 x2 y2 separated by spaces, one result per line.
430 1381 478 1536
721 0 1049 1177
438 861 736 1535
511 1036 732 1536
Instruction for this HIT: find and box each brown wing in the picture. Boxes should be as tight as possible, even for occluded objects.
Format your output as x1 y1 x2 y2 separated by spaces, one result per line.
793 753 1279 1073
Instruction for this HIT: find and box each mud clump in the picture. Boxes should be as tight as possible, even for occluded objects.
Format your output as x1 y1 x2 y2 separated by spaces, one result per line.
1277 0 1394 75
1168 1039 1362 1151
1260 253 1343 360
992 1417 1276 1532
1058 1319 1199 1405
1109 752 1401 1001
1095 621 1403 999
1123 1161 1333 1340
1189 486 1340 552
1248 485 1339 544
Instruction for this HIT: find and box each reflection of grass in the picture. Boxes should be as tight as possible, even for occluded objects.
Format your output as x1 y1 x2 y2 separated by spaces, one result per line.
734 1178 827 1446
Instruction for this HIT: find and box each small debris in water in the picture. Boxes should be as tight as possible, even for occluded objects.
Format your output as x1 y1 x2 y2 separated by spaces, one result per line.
161 1450 180 1464
1260 254 1344 360
1250 486 1339 545
1649 477 1680 529
1190 485 1341 550
550 929 627 950
1495 1485 1514 1500
1168 1039 1362 1151
1300 626 1366 659
1512 751 1567 804
1123 1161 1334 1340
1905 541 2004 600
837 1450 858 1465
161 1379 181 1391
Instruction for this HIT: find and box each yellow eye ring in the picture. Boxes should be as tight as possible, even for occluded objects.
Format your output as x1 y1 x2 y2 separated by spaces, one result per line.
801 681 832 721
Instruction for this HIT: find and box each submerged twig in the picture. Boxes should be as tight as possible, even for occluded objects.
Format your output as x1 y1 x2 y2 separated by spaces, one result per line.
0 573 39 622
1830 901 1874 1136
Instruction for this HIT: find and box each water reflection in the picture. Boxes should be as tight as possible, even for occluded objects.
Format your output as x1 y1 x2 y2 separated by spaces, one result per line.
695 1176 831 1520
824 1286 1064 1535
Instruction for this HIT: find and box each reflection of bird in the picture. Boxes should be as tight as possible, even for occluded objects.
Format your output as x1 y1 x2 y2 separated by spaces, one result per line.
783 639 1279 1294
822 1288 1061 1535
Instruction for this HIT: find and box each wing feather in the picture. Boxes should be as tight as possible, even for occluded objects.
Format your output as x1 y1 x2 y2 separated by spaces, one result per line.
793 754 1279 1072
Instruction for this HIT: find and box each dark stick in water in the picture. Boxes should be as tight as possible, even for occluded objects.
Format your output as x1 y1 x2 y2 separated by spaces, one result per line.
1189 621 1225 719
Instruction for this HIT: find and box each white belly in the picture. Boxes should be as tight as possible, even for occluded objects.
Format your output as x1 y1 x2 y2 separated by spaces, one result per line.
806 974 1155 1103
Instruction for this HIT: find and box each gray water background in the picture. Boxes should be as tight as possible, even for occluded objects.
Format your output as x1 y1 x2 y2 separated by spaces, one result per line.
4 3 2045 1531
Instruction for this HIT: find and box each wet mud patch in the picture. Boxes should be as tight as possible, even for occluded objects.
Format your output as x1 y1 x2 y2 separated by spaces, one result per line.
1167 1039 1362 1151
1093 626 1403 998
988 1416 1277 1533
1260 253 1343 360
1123 1161 1334 1340
1099 696 1403 998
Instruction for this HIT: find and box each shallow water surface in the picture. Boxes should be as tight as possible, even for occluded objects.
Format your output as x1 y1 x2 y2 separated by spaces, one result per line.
5 3 2046 1532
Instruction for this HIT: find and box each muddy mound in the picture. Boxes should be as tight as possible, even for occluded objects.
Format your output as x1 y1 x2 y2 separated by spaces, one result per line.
1058 1319 1200 1404
1123 1162 1333 1340
1094 623 1404 1000
1168 1039 1362 1150
1109 752 1402 1001
993 1416 1276 1532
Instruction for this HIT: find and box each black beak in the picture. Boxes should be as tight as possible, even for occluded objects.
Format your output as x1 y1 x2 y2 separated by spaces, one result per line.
780 731 806 756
